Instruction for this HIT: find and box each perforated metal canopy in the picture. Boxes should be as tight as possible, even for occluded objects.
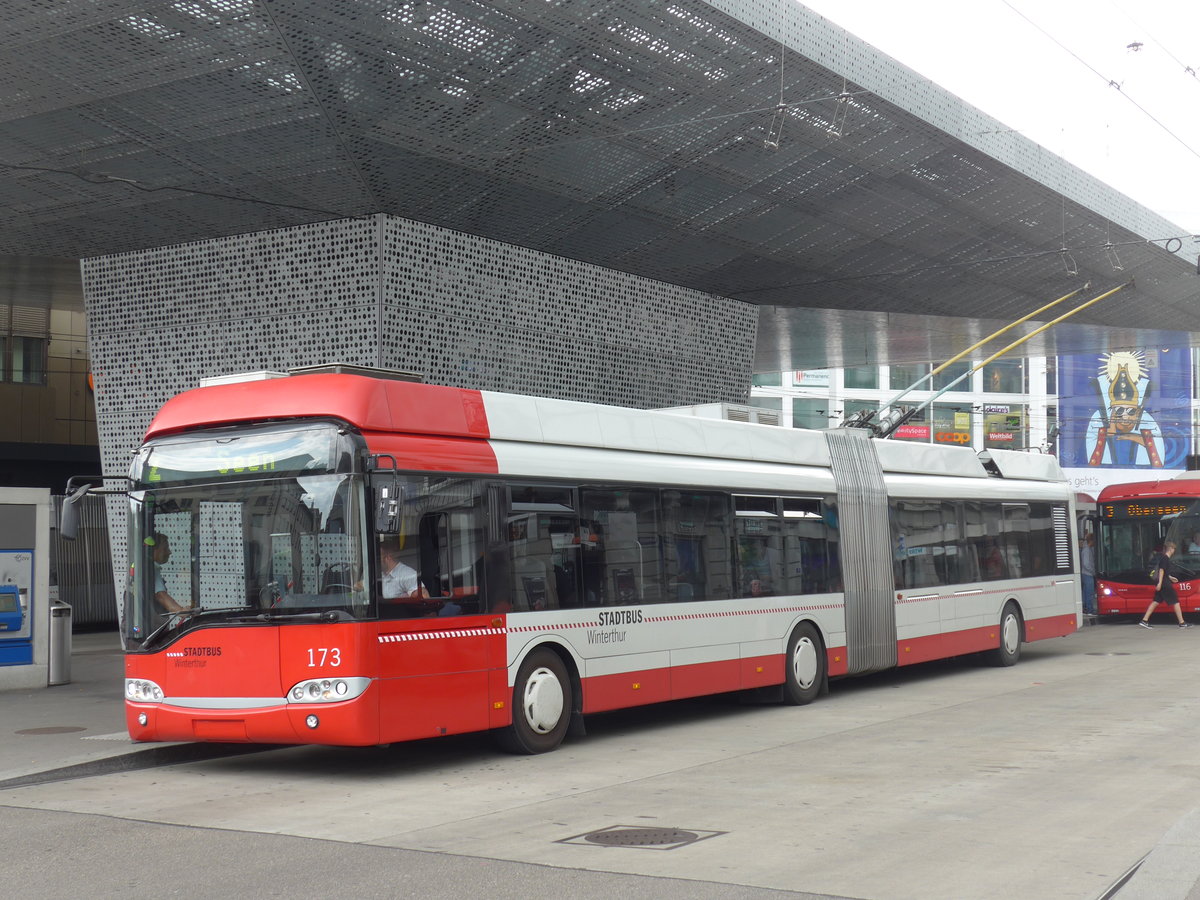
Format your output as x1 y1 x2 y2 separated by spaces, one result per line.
1 0 1195 370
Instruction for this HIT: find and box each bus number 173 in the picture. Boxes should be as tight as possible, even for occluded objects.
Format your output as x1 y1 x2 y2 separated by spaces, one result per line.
307 648 341 668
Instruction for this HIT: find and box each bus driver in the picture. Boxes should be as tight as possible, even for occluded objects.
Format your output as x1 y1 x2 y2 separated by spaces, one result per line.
379 540 428 599
149 532 189 614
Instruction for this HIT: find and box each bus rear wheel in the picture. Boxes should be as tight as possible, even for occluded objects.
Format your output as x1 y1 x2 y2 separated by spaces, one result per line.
496 648 572 754
783 622 824 705
990 602 1023 667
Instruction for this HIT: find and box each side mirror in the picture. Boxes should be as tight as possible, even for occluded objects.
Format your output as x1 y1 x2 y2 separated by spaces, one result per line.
60 482 91 541
375 485 398 534
368 454 400 535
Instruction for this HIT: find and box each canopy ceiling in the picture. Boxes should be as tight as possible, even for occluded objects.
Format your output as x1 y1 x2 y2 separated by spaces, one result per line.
1 0 1194 370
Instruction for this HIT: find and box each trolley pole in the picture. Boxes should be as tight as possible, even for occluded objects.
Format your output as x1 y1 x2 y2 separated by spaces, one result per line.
873 279 1133 439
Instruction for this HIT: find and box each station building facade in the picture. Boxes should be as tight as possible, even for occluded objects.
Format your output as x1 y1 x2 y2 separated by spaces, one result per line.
750 338 1198 499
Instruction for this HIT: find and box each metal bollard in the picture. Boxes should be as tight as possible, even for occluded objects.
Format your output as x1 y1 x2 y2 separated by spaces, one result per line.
48 600 72 685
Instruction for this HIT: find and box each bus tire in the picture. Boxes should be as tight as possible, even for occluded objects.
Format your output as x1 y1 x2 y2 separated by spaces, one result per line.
496 648 572 754
990 602 1023 667
783 622 824 705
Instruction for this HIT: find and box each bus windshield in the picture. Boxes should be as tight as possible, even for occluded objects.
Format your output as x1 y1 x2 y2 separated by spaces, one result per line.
124 424 370 651
1098 497 1200 584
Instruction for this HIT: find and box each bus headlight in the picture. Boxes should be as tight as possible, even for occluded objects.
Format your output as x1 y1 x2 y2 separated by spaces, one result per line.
125 678 165 703
285 676 370 703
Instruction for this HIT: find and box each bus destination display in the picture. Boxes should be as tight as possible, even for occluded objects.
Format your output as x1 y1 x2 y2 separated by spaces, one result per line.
1101 500 1191 519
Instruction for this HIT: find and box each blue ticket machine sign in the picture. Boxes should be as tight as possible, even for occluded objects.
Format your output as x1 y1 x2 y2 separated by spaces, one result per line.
0 579 33 666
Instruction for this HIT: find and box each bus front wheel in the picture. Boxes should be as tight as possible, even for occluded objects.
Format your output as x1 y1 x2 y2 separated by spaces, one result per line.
990 602 1023 667
496 648 572 754
783 622 824 705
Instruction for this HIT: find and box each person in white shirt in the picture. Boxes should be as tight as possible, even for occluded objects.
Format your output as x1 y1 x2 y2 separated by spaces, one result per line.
379 541 427 599
150 532 189 613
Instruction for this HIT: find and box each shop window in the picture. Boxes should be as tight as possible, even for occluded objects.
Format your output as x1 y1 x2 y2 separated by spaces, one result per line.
983 360 1024 393
984 406 1026 450
932 361 971 392
889 363 929 392
889 406 929 443
843 366 879 390
932 404 972 448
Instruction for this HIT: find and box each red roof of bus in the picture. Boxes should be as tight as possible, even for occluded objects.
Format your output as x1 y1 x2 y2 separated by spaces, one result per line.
1097 475 1200 501
143 374 491 441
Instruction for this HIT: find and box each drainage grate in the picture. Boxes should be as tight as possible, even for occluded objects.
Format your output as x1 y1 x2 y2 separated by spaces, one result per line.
1085 652 1132 656
557 825 725 850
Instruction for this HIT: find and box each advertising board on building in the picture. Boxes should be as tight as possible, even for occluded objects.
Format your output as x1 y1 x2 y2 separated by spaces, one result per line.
1058 345 1191 473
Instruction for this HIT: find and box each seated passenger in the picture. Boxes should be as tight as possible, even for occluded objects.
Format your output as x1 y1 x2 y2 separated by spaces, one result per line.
749 578 772 597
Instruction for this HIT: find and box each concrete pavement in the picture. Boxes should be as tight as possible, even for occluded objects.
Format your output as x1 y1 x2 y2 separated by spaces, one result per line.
0 630 259 789
3 625 1200 898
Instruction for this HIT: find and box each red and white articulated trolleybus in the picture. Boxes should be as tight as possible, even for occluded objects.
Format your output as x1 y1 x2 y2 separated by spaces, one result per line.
1095 474 1200 617
68 368 1079 753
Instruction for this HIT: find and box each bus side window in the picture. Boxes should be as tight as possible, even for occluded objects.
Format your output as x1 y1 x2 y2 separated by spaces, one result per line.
580 488 663 605
960 501 983 583
418 513 444 597
782 497 828 594
507 485 578 612
662 490 732 603
1003 503 1031 578
978 503 1007 581
893 500 941 589
941 501 962 584
733 495 783 598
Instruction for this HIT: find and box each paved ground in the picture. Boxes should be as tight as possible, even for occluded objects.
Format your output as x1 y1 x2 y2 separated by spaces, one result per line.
3 621 1200 899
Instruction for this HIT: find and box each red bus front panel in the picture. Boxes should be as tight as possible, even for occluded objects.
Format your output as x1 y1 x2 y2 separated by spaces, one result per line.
127 624 382 746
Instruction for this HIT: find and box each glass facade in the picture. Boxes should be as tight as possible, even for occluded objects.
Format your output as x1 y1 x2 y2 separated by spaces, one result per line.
932 361 971 392
844 366 878 390
4 335 47 384
750 356 1058 452
889 363 928 393
792 398 828 430
982 359 1024 394
751 372 782 387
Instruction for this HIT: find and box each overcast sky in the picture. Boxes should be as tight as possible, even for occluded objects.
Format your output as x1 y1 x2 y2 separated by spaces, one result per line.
800 0 1200 236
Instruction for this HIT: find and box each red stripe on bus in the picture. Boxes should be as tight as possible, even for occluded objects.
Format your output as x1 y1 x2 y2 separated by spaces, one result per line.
895 613 1077 665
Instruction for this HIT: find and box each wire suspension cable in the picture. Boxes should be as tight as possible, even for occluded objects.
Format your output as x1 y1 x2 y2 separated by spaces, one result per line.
875 282 1090 416
848 283 1090 430
875 280 1133 439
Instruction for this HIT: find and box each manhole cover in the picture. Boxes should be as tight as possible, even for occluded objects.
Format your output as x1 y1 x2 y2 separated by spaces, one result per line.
557 824 726 850
587 828 699 847
16 726 87 735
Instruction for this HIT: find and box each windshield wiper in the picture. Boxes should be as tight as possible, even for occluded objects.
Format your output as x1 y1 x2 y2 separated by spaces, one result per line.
142 607 206 647
141 606 261 647
227 610 342 623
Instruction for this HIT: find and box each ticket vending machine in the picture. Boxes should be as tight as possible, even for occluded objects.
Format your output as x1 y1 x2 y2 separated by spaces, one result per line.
0 559 33 666
0 488 51 689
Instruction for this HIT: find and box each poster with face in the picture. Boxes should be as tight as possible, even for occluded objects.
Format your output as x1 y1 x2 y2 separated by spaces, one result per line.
1058 346 1191 470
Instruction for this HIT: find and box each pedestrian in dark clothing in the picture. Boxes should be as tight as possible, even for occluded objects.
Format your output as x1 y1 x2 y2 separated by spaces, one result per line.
1139 541 1193 628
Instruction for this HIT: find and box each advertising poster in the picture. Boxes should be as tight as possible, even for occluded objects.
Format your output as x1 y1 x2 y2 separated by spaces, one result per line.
1058 345 1191 473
